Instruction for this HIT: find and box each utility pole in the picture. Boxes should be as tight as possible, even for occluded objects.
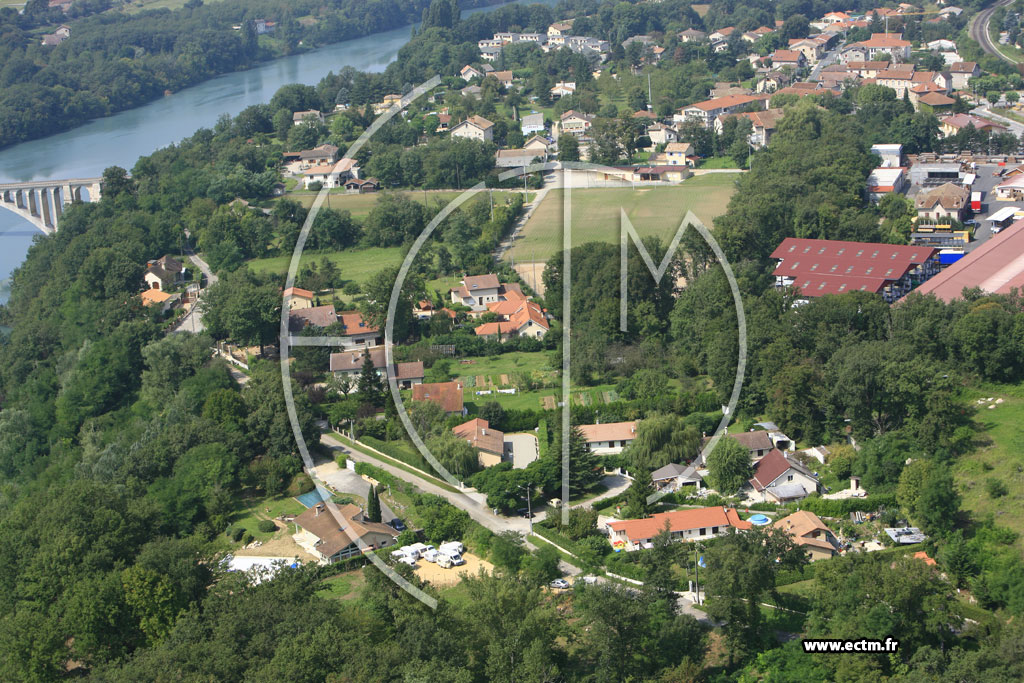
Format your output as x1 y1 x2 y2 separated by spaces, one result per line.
694 547 699 605
647 73 652 109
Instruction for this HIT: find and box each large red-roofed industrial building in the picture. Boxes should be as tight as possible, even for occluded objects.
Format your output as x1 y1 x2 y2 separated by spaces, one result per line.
771 238 939 303
910 220 1024 302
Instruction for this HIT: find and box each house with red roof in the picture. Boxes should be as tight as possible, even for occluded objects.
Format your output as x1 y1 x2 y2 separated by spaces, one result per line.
453 418 505 468
450 274 524 312
774 510 840 561
847 32 912 62
675 94 769 128
412 381 466 415
337 311 380 348
746 449 819 503
474 297 549 341
579 421 638 454
607 506 751 551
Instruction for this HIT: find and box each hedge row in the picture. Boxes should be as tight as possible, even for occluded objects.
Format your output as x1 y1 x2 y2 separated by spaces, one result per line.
358 435 433 473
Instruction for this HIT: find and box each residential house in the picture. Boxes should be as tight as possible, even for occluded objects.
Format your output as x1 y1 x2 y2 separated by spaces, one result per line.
460 64 483 81
489 70 515 88
453 418 505 468
547 22 572 40
283 286 314 310
474 297 549 341
436 113 451 132
756 71 793 93
479 46 502 61
299 144 339 165
293 110 324 126
41 24 70 45
450 274 519 311
715 108 785 148
140 288 178 313
647 122 678 146
303 157 360 189
632 109 659 120
496 148 542 168
521 112 545 135
949 61 980 90
746 449 820 503
143 255 184 290
677 29 707 43
650 463 703 492
774 510 841 561
871 143 903 167
702 430 776 463
607 506 751 551
293 502 399 563
844 60 891 78
771 49 807 70
821 11 851 24
288 305 338 333
337 311 380 348
939 113 1007 138
663 142 695 166
579 421 637 455
559 110 593 136
550 81 577 98
412 381 466 415
787 38 824 63
329 347 424 389
708 27 735 43
676 94 768 128
915 92 955 114
848 33 912 62
450 115 494 142
523 135 550 153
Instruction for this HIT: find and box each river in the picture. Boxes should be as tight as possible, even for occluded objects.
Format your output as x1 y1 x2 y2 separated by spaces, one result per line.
0 0 554 303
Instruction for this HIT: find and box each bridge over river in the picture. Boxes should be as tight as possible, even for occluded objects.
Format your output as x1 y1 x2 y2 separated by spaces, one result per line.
0 178 102 235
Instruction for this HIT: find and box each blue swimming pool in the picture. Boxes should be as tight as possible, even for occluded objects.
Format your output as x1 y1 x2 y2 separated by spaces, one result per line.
748 514 771 526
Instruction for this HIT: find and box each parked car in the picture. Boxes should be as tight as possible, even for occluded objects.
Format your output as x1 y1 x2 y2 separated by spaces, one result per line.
517 508 534 519
398 555 417 566
389 518 407 532
422 549 439 563
437 553 454 569
549 578 570 590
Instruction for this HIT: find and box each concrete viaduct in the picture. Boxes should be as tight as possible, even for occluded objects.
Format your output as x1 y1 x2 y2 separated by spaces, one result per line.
0 178 103 235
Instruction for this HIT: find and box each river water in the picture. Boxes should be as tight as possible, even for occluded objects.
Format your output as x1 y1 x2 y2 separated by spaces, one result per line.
0 0 553 303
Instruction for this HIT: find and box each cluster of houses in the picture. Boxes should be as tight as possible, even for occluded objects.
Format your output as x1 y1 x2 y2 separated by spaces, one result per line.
447 274 551 341
282 142 378 192
477 22 610 61
138 254 200 314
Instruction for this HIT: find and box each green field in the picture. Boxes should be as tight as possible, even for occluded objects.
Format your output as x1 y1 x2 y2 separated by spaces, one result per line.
954 383 1024 548
246 246 405 284
508 174 738 262
227 494 305 544
284 189 532 216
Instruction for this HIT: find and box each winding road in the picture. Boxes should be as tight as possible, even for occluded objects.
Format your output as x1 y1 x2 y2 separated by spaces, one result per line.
970 0 1021 66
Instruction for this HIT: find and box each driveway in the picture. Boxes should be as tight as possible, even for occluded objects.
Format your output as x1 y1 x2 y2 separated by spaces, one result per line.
309 460 397 522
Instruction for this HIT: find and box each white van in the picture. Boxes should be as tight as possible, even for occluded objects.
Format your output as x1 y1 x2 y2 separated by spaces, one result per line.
440 541 464 555
437 553 453 569
396 545 421 561
408 543 432 557
441 549 465 566
421 548 439 563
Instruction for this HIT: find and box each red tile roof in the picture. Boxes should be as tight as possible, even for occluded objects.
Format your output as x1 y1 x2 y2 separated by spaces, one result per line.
684 94 767 112
412 381 464 414
608 506 751 543
579 421 637 443
338 311 379 336
749 449 814 491
453 418 504 455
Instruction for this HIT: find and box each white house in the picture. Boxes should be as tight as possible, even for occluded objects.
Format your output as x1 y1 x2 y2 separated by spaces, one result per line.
521 112 545 135
293 110 324 126
450 115 494 142
551 81 577 98
579 421 637 455
607 506 751 552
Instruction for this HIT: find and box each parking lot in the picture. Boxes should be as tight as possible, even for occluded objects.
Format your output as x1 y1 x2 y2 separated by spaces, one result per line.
906 162 1011 251
413 552 494 587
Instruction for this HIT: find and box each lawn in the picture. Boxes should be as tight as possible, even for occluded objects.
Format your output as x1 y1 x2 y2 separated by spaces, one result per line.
697 156 741 170
246 246 405 284
507 174 738 262
229 494 306 544
954 383 1024 548
316 570 366 601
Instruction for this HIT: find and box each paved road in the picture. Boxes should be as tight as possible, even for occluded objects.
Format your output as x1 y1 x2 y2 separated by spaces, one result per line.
171 246 218 334
972 106 1024 136
320 431 533 536
970 0 1019 66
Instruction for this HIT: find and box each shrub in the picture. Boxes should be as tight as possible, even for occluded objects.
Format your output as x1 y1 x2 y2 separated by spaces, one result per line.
986 478 1009 499
287 472 315 496
257 519 278 534
232 527 246 542
335 453 348 469
242 532 254 545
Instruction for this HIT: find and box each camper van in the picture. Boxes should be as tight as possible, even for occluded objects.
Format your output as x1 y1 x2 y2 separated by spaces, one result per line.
437 553 454 569
440 548 466 566
440 541 464 555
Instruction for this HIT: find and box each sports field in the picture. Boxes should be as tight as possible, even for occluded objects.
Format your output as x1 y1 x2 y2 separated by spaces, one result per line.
506 174 738 262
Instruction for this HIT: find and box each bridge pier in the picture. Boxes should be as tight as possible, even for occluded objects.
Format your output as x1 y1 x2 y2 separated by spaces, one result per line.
50 187 62 221
40 189 53 230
